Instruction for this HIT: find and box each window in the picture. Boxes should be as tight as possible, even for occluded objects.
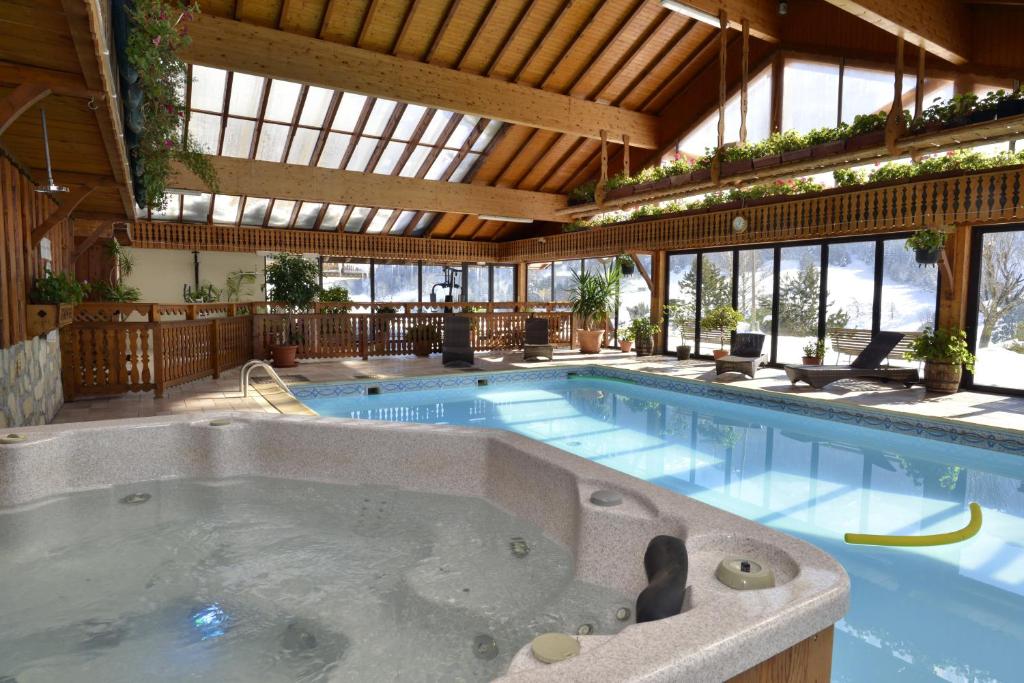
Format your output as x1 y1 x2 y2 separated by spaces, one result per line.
736 248 775 356
493 266 515 302
782 60 840 133
840 66 916 124
422 264 461 303
322 260 370 301
776 245 821 364
827 241 876 362
677 67 772 159
969 227 1024 392
668 253 698 352
618 255 652 332
466 265 489 301
528 263 552 302
374 263 419 302
880 238 937 368
699 252 734 354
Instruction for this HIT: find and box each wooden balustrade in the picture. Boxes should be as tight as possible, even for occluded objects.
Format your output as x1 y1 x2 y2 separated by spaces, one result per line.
60 303 571 400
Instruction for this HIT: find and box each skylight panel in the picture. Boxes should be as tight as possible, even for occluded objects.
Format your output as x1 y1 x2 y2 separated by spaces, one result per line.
286 127 320 165
363 99 398 137
221 118 255 157
424 149 457 180
181 193 212 222
393 104 428 141
399 145 431 177
390 210 415 234
365 209 393 233
320 204 347 230
411 212 436 235
228 73 265 116
449 152 480 182
446 115 480 149
317 132 351 168
256 123 290 162
471 120 502 152
345 207 370 232
264 79 303 122
333 93 367 131
151 194 181 220
374 141 407 175
294 202 323 228
240 197 270 225
299 86 334 127
420 110 453 145
267 200 296 227
190 66 227 112
211 195 241 224
187 112 221 153
345 137 377 172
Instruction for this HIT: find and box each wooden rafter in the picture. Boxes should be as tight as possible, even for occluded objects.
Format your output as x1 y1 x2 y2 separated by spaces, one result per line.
70 219 112 263
822 0 970 64
0 83 51 136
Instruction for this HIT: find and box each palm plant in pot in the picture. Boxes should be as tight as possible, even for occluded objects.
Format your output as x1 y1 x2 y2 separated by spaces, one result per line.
264 253 319 367
801 338 826 365
903 327 976 393
568 265 619 354
627 316 661 356
702 305 744 359
405 323 439 357
905 228 948 265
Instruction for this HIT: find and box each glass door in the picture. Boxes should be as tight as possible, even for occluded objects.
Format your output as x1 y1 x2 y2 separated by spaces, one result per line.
967 226 1024 393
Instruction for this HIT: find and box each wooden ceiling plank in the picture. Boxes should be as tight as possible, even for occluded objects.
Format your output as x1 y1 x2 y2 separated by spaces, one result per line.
483 0 536 77
183 14 659 147
168 156 570 222
822 0 970 65
0 61 103 99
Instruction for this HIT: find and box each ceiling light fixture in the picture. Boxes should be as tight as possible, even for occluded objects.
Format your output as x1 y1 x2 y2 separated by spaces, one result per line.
478 215 534 223
34 110 69 194
164 188 206 197
659 1 720 28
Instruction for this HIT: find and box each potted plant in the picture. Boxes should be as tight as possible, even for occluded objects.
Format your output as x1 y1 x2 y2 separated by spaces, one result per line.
405 323 439 357
568 266 619 354
801 338 826 365
618 326 634 353
627 317 661 356
702 305 744 359
264 252 319 367
617 254 635 275
806 125 847 158
844 112 888 151
29 269 89 337
996 87 1024 118
665 302 692 360
905 228 948 265
903 327 975 393
318 285 350 314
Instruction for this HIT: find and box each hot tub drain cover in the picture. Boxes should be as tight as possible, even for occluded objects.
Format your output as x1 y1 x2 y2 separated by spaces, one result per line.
119 493 151 505
473 634 498 660
509 537 530 558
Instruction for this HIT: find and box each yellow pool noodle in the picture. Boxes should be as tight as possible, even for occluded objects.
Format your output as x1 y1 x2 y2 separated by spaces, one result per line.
844 502 983 547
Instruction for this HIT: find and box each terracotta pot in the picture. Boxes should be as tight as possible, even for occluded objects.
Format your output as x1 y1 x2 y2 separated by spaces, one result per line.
676 345 691 360
651 177 673 191
924 361 961 393
578 329 603 354
802 356 823 366
412 339 432 357
619 339 633 353
713 349 729 360
635 336 655 357
272 344 298 368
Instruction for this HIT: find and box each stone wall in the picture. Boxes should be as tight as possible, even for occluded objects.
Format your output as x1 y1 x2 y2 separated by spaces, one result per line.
0 334 63 428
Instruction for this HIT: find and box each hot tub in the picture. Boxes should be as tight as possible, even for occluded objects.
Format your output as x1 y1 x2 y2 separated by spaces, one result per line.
0 414 848 681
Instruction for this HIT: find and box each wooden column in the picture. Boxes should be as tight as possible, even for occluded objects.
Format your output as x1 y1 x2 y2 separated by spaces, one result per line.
650 250 667 351
885 35 905 154
914 43 926 118
739 19 749 144
516 261 528 307
769 52 784 134
622 134 631 179
716 11 729 150
937 224 972 331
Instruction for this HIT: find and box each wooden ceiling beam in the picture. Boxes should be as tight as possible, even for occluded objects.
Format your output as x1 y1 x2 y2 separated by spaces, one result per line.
666 1 780 42
169 156 571 223
821 0 971 65
183 14 660 148
0 62 104 99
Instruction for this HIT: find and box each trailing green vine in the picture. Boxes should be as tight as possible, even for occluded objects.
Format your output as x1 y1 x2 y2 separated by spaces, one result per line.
125 0 218 209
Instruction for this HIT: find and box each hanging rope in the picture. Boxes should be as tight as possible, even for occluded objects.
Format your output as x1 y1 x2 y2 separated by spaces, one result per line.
885 34 905 155
740 18 749 144
596 128 608 206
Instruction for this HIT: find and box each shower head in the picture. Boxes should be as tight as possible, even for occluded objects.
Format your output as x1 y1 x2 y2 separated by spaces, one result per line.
34 109 69 194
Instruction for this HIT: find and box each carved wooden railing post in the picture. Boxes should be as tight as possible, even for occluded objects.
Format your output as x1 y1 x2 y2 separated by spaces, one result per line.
211 319 221 379
152 323 165 399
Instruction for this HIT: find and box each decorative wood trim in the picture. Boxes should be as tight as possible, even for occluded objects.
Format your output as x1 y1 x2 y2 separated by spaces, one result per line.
0 83 52 137
821 0 970 64
71 220 111 264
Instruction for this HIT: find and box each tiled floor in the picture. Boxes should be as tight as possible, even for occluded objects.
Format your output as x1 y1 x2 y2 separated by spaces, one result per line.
51 349 1024 434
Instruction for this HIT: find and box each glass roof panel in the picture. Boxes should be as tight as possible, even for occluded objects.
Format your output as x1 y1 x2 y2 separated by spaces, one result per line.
188 112 221 153
345 207 370 232
393 104 428 141
264 80 303 122
424 149 457 180
190 66 227 112
449 152 479 182
411 212 436 235
240 197 270 225
471 120 502 152
181 193 212 222
211 194 241 224
365 209 393 233
420 110 453 145
221 117 255 157
447 115 480 149
299 86 334 127
267 200 297 227
317 132 351 168
294 202 323 229
228 72 265 116
256 122 290 162
286 127 320 165
363 99 398 136
333 92 367 131
320 204 347 230
390 210 416 234
151 194 181 220
345 137 378 172
399 145 431 177
374 141 407 175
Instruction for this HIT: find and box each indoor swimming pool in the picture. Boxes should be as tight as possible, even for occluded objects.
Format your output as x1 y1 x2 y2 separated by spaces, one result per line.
299 372 1024 682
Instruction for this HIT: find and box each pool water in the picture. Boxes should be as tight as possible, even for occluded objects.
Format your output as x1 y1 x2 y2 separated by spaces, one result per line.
0 477 630 682
304 377 1024 682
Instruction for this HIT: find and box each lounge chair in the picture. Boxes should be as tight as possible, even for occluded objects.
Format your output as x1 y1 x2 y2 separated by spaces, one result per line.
523 318 553 362
714 333 767 379
442 315 474 368
784 331 919 388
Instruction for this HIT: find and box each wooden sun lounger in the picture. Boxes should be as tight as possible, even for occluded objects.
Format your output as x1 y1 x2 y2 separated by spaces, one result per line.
785 331 919 388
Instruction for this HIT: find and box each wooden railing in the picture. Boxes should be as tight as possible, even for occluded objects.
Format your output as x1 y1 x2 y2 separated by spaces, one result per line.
60 303 573 399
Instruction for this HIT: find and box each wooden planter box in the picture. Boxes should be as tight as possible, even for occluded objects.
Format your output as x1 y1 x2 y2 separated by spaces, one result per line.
606 185 635 200
809 140 845 158
669 172 692 187
844 130 885 151
691 167 712 182
720 159 753 176
752 154 782 169
781 147 813 163
26 303 73 338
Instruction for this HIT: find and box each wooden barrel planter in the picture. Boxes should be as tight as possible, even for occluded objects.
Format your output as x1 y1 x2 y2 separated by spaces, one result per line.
635 335 654 356
923 361 962 393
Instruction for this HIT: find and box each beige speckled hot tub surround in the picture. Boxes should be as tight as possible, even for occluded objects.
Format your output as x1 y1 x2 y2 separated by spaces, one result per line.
0 413 848 682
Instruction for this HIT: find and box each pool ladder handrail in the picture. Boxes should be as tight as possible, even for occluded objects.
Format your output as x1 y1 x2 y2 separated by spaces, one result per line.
240 360 294 398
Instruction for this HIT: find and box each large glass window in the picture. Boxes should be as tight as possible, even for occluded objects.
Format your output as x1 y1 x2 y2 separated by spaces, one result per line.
618 254 652 332
699 252 734 354
776 245 821 364
527 263 552 302
840 67 916 124
373 263 419 302
676 68 772 159
553 260 578 302
737 248 775 355
782 60 840 133
466 265 489 302
971 227 1024 391
322 259 371 302
827 241 876 362
668 254 698 352
422 264 461 304
493 266 515 302
880 238 938 367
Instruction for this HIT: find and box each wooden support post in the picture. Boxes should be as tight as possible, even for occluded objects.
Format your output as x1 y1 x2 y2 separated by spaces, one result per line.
740 19 749 144
937 224 972 330
650 250 667 351
769 52 784 134
914 43 926 118
70 220 111 264
152 323 165 399
717 11 728 151
622 134 630 179
359 317 369 360
595 129 609 205
186 304 196 320
516 262 527 307
0 83 52 136
885 34 905 155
